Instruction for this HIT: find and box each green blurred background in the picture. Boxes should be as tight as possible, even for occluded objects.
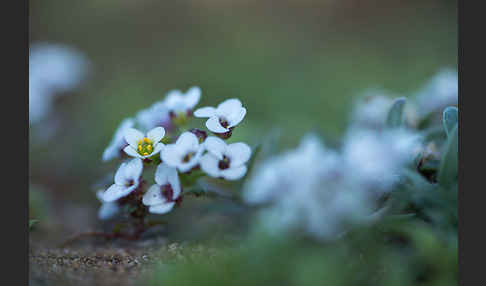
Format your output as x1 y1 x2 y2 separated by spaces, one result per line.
29 0 456 232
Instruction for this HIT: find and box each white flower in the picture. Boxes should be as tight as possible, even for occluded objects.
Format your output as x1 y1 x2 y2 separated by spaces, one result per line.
161 132 204 173
200 136 251 180
96 190 120 220
244 134 370 241
142 163 181 214
350 89 394 129
136 101 172 131
102 118 135 162
245 131 422 241
101 158 143 202
194 98 246 134
415 69 458 117
244 134 333 205
259 187 369 240
163 86 201 115
342 129 422 192
29 43 89 124
123 127 166 159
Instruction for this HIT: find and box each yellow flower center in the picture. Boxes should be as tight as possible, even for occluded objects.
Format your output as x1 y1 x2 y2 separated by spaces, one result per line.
137 137 154 156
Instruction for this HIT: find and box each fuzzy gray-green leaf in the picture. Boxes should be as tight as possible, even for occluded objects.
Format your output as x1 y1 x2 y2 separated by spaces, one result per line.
386 97 406 128
442 106 458 137
437 124 458 188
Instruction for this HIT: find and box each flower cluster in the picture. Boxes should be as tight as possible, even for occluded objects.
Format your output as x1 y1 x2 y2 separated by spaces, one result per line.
244 97 425 241
95 71 456 242
244 129 421 241
98 87 252 230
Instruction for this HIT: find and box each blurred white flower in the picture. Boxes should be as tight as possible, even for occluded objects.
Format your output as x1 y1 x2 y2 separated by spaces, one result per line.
164 86 201 115
29 43 89 124
244 134 370 240
102 118 135 162
259 186 370 240
244 129 422 241
244 134 332 204
96 190 120 220
142 163 181 214
194 98 246 135
101 158 143 202
342 129 422 193
161 132 204 173
136 101 172 132
415 69 458 117
350 89 394 129
200 136 251 180
123 127 165 159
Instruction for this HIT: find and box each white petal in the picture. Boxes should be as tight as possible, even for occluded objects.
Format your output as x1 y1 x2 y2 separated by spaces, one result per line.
200 154 221 178
98 202 119 220
176 132 199 150
164 90 183 109
102 184 134 202
217 98 242 115
150 142 164 156
124 128 144 148
153 162 181 200
142 184 167 206
227 107 247 128
119 117 136 132
102 145 118 162
123 145 142 158
124 158 143 180
114 118 135 141
161 144 184 167
135 108 153 130
114 162 129 185
154 163 177 186
194 106 216 118
227 142 252 167
221 165 247 180
203 136 227 159
136 103 170 131
96 190 106 202
167 167 181 200
151 100 167 110
206 116 229 133
102 118 134 162
178 160 198 173
149 202 175 214
147 127 165 143
184 86 201 109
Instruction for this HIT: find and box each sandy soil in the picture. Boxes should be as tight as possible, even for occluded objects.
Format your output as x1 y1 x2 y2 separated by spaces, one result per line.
29 201 184 286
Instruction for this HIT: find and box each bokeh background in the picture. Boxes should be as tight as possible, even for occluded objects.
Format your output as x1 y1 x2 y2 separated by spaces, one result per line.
29 0 457 240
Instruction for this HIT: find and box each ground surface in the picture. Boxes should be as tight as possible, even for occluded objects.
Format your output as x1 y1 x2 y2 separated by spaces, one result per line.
30 244 158 286
28 201 221 286
29 233 220 286
30 232 168 286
